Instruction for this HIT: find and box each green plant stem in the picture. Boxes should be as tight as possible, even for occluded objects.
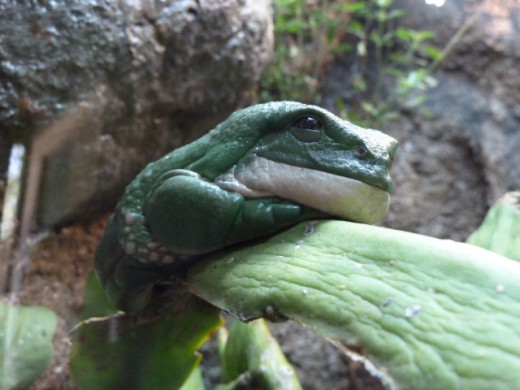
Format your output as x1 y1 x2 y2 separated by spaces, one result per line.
428 12 479 72
189 221 520 390
218 319 301 390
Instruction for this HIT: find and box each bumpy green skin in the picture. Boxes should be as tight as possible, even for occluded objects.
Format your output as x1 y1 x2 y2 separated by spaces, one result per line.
95 101 397 311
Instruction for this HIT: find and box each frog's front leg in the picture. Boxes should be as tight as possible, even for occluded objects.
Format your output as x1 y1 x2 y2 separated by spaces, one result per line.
225 198 323 245
143 173 321 255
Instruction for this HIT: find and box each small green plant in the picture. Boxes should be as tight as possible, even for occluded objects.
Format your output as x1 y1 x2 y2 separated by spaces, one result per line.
257 0 443 126
339 0 440 125
256 0 353 103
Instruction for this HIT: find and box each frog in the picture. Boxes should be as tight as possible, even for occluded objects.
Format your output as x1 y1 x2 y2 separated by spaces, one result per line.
95 101 398 312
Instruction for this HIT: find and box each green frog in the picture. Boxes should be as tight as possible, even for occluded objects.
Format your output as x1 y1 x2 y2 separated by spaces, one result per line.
95 101 398 311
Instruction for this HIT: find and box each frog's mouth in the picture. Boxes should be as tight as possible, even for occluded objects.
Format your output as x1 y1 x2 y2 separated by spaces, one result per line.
215 157 390 225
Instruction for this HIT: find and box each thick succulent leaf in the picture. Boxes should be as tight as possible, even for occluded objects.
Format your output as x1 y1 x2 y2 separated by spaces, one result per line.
188 220 520 390
0 303 57 390
218 319 301 390
70 278 223 390
467 192 520 261
179 366 205 390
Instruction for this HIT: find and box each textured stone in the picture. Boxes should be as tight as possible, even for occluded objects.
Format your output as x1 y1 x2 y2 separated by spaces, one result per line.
0 0 273 227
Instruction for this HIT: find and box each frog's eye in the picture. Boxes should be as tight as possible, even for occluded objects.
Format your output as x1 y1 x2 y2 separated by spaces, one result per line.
289 116 323 142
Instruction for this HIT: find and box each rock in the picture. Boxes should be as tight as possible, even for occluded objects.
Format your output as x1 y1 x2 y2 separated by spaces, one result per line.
0 0 273 228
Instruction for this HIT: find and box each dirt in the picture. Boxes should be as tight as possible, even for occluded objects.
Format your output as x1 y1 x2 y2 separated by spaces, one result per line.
14 216 109 389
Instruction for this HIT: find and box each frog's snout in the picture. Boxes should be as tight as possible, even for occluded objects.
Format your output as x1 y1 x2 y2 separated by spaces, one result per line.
363 131 398 193
381 137 398 193
387 138 399 162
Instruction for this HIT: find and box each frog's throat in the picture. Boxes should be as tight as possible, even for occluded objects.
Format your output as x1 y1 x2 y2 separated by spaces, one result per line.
214 157 390 225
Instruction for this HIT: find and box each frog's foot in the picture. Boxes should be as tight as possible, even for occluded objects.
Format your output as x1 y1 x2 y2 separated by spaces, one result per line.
116 211 184 265
96 216 194 311
143 174 243 254
118 219 181 265
102 250 185 312
117 169 206 264
134 239 179 265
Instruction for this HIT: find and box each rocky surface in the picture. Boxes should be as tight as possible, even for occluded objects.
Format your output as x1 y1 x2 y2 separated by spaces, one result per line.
0 0 273 227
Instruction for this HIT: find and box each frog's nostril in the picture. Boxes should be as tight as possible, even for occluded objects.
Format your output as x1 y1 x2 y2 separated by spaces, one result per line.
357 146 368 158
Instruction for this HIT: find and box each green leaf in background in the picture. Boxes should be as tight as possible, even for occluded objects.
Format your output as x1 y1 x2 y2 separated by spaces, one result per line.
188 220 520 389
179 366 205 390
217 319 301 390
0 303 57 390
70 285 223 390
466 192 520 261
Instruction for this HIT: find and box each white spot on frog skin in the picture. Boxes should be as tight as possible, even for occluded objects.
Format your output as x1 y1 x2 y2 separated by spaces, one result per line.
354 263 363 269
405 304 421 319
496 284 506 293
338 284 347 290
302 288 308 295
124 211 141 225
294 240 303 250
226 257 235 264
427 287 435 294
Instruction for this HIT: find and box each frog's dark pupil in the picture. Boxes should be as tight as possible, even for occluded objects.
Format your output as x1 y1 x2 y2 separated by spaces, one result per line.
295 117 320 130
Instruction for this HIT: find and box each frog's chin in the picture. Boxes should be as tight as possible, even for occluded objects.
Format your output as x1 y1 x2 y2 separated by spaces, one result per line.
214 157 390 225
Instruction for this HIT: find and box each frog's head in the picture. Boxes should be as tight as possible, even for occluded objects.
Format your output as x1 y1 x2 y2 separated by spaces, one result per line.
215 101 398 224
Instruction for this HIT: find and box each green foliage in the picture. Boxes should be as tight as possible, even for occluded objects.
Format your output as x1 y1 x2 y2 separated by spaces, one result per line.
72 274 301 390
217 319 301 390
467 193 520 262
0 303 57 390
257 0 353 103
70 275 223 390
257 0 443 126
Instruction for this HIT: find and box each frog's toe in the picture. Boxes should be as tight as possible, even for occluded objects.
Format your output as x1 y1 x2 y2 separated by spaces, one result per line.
95 216 178 312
